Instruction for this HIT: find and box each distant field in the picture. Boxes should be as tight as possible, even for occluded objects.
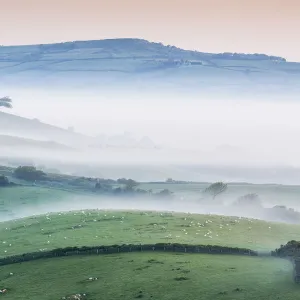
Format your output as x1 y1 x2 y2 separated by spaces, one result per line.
139 183 300 207
2 163 300 211
0 186 77 220
0 252 297 300
0 210 300 258
2 181 300 219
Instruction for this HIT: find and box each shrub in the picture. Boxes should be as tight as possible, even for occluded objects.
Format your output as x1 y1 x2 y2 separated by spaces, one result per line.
234 193 262 207
156 189 173 198
117 178 138 190
0 175 10 187
273 240 300 257
14 166 46 181
95 182 101 189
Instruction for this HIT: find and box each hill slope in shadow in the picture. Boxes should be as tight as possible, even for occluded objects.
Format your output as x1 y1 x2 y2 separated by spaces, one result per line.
1 38 299 95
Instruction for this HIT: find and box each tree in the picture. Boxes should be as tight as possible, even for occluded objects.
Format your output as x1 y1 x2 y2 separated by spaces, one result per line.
270 205 300 223
156 189 173 198
234 193 262 207
273 240 300 258
124 179 138 191
0 96 12 109
203 182 227 199
95 179 101 190
0 175 10 187
14 166 46 181
117 178 138 191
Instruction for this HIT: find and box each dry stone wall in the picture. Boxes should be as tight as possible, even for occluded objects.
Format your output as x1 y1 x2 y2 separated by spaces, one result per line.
5 243 300 284
0 243 259 266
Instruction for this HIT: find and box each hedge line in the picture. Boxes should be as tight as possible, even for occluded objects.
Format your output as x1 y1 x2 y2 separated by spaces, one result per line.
271 240 300 258
0 243 260 266
270 241 300 283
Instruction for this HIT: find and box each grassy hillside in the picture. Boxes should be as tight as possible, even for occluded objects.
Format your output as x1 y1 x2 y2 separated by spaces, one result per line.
0 186 76 219
2 175 300 210
0 252 297 300
0 210 300 258
0 134 76 151
1 38 299 94
139 182 300 207
0 111 92 147
1 183 300 299
2 171 300 226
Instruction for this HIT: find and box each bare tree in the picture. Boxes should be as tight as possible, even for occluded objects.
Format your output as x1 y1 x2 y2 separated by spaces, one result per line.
203 182 227 199
0 96 13 109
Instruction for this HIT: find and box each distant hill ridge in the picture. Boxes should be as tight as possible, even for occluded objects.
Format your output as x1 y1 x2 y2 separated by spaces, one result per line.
1 38 299 95
0 111 81 134
0 111 89 137
0 111 92 147
0 111 158 150
0 134 75 151
0 38 286 62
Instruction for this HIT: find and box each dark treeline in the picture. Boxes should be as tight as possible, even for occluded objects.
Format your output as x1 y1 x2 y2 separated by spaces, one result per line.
271 240 300 258
271 240 300 283
0 165 174 197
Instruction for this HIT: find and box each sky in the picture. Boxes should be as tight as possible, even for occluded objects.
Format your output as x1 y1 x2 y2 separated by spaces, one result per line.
0 0 300 61
2 0 300 172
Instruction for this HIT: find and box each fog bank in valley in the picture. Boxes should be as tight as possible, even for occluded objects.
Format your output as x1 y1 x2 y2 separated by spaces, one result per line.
2 88 300 166
2 193 300 225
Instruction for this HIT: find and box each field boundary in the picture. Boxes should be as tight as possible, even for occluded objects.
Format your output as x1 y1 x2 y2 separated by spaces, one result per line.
2 243 298 283
0 243 264 266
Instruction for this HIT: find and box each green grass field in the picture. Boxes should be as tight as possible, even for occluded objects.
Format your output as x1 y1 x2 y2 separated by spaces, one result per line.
0 252 297 300
1 184 300 299
0 186 78 219
2 181 300 219
139 182 300 207
0 209 300 258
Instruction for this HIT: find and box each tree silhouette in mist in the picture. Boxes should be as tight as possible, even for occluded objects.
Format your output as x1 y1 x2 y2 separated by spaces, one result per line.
0 96 12 109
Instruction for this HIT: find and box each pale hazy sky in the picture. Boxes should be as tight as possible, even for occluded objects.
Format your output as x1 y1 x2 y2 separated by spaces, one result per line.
1 0 300 61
